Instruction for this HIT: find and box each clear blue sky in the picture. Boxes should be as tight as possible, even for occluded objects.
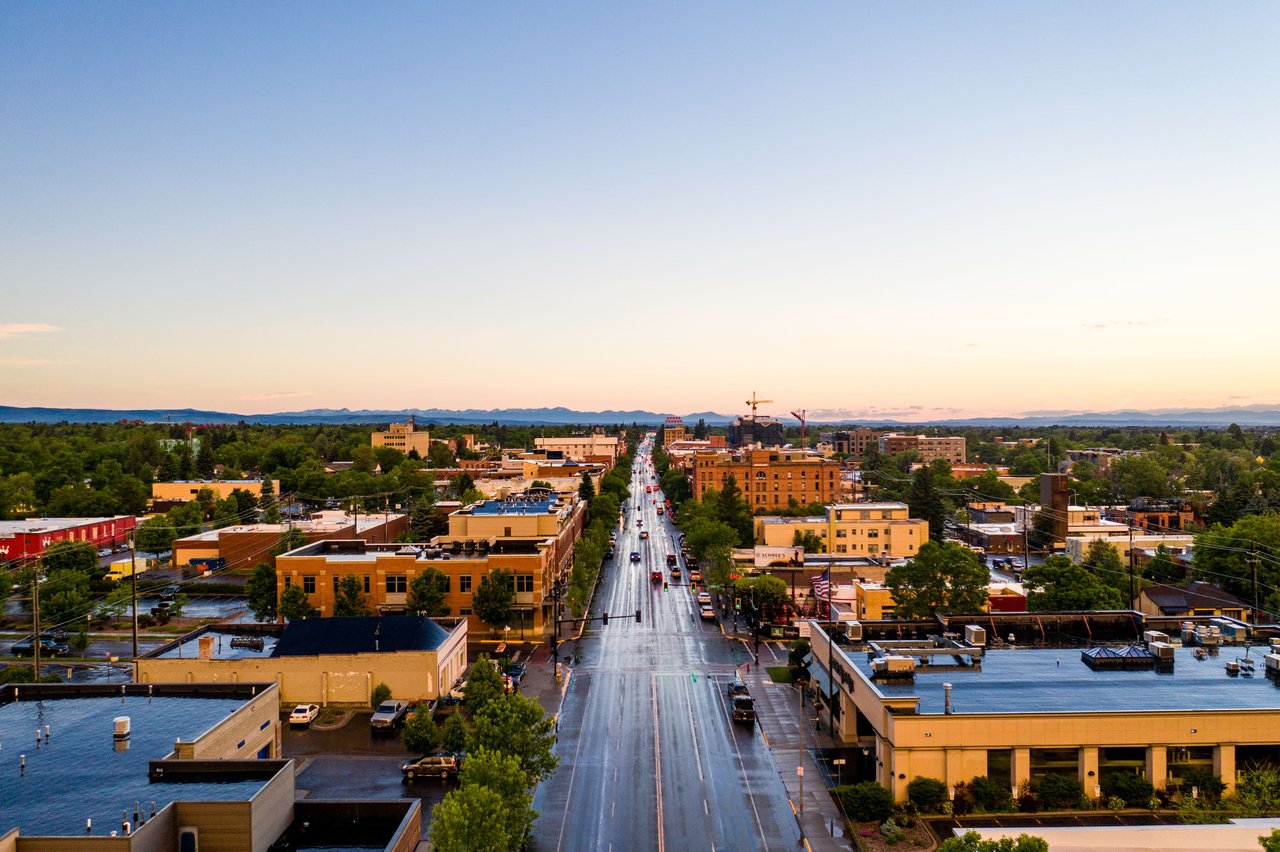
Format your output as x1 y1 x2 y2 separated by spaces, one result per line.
3 3 1278 419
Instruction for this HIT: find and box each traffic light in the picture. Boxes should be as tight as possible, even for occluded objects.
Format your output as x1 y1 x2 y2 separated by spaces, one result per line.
602 612 609 625
735 597 741 610
635 609 642 623
663 581 669 591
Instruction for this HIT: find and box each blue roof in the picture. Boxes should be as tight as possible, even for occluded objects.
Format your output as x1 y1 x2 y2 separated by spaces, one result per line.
871 647 1280 715
471 499 556 516
272 616 450 656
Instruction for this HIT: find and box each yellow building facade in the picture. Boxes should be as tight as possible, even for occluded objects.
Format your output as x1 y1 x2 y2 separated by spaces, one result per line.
693 449 841 509
151 479 279 503
371 419 434 456
755 502 928 558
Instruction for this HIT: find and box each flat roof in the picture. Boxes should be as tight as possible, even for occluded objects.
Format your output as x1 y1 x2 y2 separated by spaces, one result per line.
870 646 1280 715
154 629 281 659
0 694 266 836
831 502 909 510
469 499 558 515
0 517 130 535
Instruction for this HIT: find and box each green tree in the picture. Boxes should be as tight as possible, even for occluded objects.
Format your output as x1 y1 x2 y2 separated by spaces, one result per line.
458 748 538 849
407 566 451 617
908 467 948 543
1261 829 1280 852
429 785 511 852
792 529 824 553
259 476 280 523
1022 555 1126 611
410 503 449 541
278 584 316 621
1144 544 1186 585
1082 538 1129 596
907 776 949 812
464 656 505 716
716 475 754 545
40 569 91 625
937 831 1048 852
402 707 441 754
578 471 595 501
428 441 457 469
734 575 789 622
1236 765 1280 817
40 540 98 576
1035 773 1083 809
884 541 990 619
134 516 176 554
370 682 392 709
1112 454 1172 499
839 781 894 822
442 712 469 753
469 693 559 783
474 568 515 629
245 563 278 622
333 574 370 617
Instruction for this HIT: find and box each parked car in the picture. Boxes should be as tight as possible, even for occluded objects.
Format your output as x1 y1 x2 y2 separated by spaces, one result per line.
402 752 464 781
97 548 112 558
289 704 320 726
727 678 750 698
505 662 526 684
39 628 68 642
370 700 410 730
160 584 181 601
11 636 69 657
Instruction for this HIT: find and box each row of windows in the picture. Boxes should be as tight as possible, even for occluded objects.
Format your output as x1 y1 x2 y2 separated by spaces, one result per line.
287 573 532 597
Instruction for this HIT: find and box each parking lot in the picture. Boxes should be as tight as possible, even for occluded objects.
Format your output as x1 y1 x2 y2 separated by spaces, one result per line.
284 712 449 841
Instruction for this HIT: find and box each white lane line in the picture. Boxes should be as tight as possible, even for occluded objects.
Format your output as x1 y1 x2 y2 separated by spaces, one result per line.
652 675 666 852
721 687 769 847
683 674 705 783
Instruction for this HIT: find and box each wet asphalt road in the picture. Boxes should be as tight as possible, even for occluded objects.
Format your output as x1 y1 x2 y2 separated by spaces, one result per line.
533 440 801 852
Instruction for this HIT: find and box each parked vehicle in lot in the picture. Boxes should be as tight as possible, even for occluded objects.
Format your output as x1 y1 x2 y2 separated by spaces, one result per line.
370 700 410 730
402 751 464 781
731 695 756 724
727 678 750 698
97 548 112 558
40 628 68 642
11 636 69 657
289 704 320 726
160 584 181 601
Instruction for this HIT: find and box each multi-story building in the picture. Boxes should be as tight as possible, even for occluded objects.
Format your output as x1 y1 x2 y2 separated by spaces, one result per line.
0 516 137 561
172 510 408 571
1113 498 1199 532
533 433 621 460
661 415 686 446
1064 532 1195 565
727 415 784 448
832 428 881 457
754 502 928 558
151 479 279 505
371 417 434 457
692 449 841 509
878 433 966 465
276 496 586 637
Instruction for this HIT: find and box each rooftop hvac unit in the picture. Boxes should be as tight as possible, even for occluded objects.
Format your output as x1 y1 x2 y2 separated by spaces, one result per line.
1143 630 1169 647
1149 641 1176 660
1266 654 1280 675
964 625 987 647
871 655 916 678
844 621 863 642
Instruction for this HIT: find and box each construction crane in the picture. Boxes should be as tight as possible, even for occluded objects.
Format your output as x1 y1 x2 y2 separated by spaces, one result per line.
745 391 773 419
791 409 806 448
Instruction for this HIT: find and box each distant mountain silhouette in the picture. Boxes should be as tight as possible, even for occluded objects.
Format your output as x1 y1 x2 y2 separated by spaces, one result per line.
2 404 1278 428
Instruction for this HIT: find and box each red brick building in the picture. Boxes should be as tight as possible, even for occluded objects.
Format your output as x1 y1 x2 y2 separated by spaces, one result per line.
0 516 137 561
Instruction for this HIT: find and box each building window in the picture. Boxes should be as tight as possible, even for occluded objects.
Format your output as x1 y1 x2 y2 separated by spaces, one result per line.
868 530 879 539
516 574 534 593
333 576 340 595
303 576 316 595
868 544 880 555
364 576 371 593
386 575 407 594
835 529 846 538
284 576 291 588
460 574 473 593
836 545 847 554
460 608 473 616
881 511 892 520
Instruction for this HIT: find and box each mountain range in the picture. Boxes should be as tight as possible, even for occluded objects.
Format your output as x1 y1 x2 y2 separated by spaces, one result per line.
1 405 1279 428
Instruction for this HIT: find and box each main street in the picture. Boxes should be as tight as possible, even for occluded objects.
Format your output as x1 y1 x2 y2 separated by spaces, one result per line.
533 438 802 851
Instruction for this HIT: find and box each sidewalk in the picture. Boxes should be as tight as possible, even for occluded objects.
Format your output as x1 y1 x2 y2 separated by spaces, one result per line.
745 665 853 851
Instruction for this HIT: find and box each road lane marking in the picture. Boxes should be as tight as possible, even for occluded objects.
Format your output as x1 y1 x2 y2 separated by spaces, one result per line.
683 676 705 783
652 675 666 852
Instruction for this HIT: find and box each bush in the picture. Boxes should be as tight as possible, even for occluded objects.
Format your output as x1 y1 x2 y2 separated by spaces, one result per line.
1035 773 1084 810
880 819 905 844
907 776 948 812
840 781 894 822
970 775 1011 812
1107 795 1126 811
1176 767 1226 802
370 682 392 709
1102 772 1154 807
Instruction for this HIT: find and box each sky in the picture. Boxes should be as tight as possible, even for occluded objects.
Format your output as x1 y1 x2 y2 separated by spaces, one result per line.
2 2 1278 422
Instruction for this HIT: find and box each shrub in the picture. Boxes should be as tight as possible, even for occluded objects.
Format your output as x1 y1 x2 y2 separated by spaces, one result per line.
1035 773 1084 810
907 776 948 813
1107 795 1126 811
1102 772 1154 807
1176 767 1226 802
880 819 905 844
970 775 1011 811
840 781 894 822
370 682 392 709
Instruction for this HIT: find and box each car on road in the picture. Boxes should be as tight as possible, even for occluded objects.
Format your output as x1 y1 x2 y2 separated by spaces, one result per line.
731 695 756 724
605 547 615 559
97 548 112 558
370 699 410 730
700 604 716 620
11 636 69 657
630 551 641 562
505 662 526 684
727 678 750 698
696 591 711 605
289 704 320 726
689 570 702 583
402 751 464 781
639 531 649 540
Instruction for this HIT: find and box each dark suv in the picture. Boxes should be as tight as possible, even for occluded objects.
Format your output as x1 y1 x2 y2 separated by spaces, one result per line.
11 636 69 657
727 678 750 698
402 752 464 781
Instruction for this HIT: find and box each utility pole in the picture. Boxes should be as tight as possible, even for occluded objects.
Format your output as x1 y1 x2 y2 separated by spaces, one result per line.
828 595 835 738
1127 523 1135 608
32 578 41 678
1250 545 1260 623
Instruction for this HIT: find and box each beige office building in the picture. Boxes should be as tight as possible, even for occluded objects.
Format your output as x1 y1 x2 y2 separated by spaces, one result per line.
755 502 928 558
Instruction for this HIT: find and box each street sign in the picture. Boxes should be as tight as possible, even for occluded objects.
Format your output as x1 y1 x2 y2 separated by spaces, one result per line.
796 766 804 777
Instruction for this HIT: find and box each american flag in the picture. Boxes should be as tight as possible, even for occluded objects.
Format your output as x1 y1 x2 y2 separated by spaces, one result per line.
811 568 830 602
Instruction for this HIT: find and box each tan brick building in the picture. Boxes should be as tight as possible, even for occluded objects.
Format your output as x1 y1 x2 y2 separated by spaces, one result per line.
754 502 928 558
692 449 841 509
371 418 434 456
878 433 966 464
